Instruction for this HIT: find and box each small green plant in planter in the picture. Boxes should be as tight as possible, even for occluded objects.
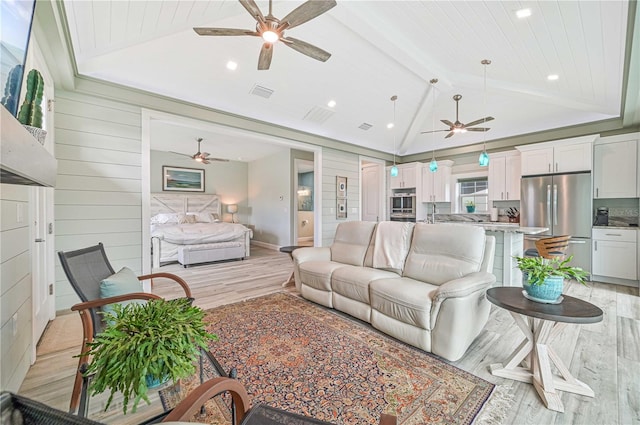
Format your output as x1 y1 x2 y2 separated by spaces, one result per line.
514 255 589 303
82 298 217 414
465 201 476 213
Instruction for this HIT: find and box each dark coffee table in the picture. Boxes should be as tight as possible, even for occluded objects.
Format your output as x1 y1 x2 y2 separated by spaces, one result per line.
486 287 603 413
279 246 305 287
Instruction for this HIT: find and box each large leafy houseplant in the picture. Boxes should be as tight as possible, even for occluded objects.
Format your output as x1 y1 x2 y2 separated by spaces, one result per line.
82 298 217 414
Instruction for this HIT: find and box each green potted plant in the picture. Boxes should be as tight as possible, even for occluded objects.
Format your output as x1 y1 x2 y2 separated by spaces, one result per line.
17 68 47 144
82 298 217 414
465 201 475 213
514 255 589 303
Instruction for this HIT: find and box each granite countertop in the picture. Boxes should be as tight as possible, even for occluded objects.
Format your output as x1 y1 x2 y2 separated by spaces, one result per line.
436 221 549 234
593 225 639 230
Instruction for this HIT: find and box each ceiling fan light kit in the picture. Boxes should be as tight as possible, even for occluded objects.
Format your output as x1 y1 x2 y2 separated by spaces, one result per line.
194 0 336 70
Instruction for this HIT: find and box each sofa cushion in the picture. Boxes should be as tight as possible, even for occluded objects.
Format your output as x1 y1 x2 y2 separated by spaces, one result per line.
330 221 377 266
370 277 438 330
403 224 486 286
298 261 347 291
332 266 399 304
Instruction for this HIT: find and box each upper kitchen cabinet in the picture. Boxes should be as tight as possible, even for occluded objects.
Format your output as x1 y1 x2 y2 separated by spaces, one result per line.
421 160 453 202
488 151 521 201
517 135 597 176
389 162 419 189
593 133 638 199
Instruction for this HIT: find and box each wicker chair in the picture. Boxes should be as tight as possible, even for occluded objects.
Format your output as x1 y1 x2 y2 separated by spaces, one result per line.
57 243 192 416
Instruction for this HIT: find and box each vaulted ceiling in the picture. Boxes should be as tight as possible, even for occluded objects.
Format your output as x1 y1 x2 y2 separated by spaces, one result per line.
60 0 638 161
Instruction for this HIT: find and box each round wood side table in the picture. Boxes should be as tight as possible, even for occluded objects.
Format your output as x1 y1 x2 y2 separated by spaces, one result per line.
279 246 304 288
486 287 603 413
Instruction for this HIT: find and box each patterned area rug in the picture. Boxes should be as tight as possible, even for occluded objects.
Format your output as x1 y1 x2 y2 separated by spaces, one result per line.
203 292 493 424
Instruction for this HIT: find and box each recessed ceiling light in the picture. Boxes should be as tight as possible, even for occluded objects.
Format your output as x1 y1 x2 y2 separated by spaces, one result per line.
516 8 531 19
547 74 559 81
226 61 238 71
387 123 394 129
327 100 336 108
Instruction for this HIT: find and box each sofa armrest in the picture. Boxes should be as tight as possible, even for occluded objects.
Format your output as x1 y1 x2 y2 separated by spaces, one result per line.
292 247 331 263
430 272 495 321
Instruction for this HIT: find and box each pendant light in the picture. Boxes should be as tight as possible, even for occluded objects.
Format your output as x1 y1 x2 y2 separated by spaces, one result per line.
428 79 439 172
478 59 491 167
390 95 399 177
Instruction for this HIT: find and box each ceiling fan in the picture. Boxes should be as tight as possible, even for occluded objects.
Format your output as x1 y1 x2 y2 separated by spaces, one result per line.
193 0 336 70
422 94 494 139
170 138 229 164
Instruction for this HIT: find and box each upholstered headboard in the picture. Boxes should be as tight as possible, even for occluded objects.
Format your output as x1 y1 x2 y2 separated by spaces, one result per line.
150 193 221 217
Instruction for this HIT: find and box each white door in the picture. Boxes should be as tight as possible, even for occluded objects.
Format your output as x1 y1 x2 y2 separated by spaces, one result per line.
362 163 382 222
31 186 54 358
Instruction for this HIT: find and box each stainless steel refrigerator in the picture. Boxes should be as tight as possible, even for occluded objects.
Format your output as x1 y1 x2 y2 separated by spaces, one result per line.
520 171 592 272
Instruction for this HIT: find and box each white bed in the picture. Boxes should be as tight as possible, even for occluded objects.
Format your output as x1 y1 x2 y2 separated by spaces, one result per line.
150 193 252 268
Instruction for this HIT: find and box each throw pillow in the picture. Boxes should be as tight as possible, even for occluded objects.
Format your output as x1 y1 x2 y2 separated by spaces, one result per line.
100 267 145 317
178 213 197 224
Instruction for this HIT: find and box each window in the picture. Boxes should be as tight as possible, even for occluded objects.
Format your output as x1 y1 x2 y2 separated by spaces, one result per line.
458 177 488 213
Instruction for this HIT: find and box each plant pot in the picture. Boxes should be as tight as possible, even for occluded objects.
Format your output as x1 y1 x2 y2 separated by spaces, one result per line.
145 372 170 389
466 205 475 213
522 274 564 303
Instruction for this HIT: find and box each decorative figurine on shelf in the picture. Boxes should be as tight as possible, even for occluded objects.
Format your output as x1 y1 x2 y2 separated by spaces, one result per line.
17 69 47 144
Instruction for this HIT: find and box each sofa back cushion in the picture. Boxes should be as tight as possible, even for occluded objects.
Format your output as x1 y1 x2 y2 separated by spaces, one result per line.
403 223 486 285
331 221 377 266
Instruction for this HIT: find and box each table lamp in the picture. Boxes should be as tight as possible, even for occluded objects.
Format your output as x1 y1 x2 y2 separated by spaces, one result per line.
227 204 238 223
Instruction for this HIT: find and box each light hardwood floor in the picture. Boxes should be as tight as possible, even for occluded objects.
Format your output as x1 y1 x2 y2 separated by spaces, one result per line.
19 246 640 424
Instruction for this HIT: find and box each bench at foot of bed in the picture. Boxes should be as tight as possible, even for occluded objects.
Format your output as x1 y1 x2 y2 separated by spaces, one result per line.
178 242 246 267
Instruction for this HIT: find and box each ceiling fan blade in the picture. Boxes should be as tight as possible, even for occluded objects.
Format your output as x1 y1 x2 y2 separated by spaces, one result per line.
169 151 193 158
440 119 454 127
194 27 258 36
464 116 494 127
444 131 455 139
208 158 230 162
282 37 331 61
466 127 490 132
279 0 337 30
201 159 211 164
420 129 449 134
201 152 210 157
258 43 274 70
239 0 265 23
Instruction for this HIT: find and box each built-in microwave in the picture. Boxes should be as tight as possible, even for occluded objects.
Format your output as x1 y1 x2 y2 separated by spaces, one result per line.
390 194 416 220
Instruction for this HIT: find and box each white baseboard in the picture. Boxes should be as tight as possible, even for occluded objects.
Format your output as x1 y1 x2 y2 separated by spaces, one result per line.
250 241 280 251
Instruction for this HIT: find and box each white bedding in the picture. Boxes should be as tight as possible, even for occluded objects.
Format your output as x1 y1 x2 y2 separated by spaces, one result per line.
151 222 249 245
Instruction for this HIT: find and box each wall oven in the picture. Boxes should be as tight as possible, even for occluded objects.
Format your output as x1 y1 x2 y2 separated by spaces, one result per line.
390 194 416 222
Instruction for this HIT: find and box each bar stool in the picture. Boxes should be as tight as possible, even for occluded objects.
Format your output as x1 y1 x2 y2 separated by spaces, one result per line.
524 235 571 259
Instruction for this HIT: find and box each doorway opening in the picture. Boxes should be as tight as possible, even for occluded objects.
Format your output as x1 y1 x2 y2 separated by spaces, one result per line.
294 159 314 246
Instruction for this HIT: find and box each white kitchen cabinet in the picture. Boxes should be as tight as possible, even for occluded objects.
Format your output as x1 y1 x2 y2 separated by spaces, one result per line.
593 135 638 198
390 163 419 189
592 228 638 280
421 160 452 202
488 151 521 201
517 135 596 176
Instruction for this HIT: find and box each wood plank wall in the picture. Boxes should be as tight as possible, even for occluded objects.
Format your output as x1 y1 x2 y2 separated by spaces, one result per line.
54 91 143 310
0 184 33 391
321 148 360 246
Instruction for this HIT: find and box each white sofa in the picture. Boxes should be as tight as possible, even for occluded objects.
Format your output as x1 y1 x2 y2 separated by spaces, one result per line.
292 221 496 361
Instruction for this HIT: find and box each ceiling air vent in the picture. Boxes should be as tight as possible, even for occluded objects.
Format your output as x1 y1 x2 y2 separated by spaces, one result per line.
303 106 334 124
358 123 373 130
249 84 274 99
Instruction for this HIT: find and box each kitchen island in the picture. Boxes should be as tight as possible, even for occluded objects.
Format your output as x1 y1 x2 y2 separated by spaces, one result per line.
438 222 548 286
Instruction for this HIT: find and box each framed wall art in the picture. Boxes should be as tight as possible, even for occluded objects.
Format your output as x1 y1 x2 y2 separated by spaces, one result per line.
337 199 347 219
336 176 347 198
163 166 205 192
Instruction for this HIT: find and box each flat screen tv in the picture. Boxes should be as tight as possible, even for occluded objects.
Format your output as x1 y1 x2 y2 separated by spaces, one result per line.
1 0 37 117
